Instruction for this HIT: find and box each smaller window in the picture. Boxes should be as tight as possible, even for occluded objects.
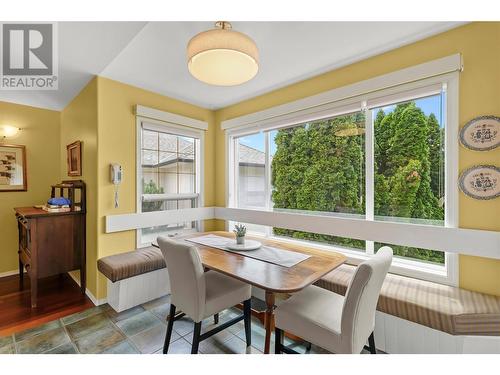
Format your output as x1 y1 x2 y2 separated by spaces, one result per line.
138 122 202 246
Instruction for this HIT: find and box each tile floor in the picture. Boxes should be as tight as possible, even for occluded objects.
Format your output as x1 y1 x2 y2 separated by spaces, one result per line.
0 295 368 354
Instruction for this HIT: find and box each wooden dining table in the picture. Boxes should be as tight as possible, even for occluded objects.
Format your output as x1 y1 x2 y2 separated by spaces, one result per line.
167 231 346 354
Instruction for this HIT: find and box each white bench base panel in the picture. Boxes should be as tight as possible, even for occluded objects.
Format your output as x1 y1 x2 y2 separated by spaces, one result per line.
374 311 500 354
107 268 170 312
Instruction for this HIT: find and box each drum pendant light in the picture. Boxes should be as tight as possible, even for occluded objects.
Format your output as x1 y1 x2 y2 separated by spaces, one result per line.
187 21 259 86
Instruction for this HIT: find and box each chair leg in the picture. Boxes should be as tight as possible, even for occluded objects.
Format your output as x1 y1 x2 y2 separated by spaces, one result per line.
163 304 176 354
275 327 283 354
243 298 252 347
368 332 376 354
214 313 219 324
191 321 202 354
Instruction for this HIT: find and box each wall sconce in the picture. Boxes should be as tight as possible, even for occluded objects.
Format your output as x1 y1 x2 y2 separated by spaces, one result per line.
0 125 21 138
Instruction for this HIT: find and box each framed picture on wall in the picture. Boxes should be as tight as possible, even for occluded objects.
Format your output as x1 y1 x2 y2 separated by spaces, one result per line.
0 144 27 192
67 141 82 176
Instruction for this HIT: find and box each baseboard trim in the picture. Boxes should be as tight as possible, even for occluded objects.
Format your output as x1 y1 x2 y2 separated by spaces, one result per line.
67 272 107 307
0 269 106 307
0 269 25 278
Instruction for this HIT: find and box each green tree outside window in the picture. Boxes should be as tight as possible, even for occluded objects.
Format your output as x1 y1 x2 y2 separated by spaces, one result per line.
271 100 445 264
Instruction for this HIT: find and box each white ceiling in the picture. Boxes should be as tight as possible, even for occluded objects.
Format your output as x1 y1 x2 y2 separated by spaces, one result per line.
0 21 464 111
0 22 147 110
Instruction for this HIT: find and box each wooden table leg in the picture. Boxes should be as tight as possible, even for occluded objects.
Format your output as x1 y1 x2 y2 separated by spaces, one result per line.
264 291 275 354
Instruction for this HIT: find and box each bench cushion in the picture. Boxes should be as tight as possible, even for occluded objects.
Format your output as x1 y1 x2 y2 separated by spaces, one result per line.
315 264 500 336
97 246 165 282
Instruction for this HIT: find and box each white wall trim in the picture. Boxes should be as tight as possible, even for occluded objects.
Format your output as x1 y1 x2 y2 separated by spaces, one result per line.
444 72 460 286
67 272 107 306
135 105 208 130
0 269 25 278
221 54 462 131
107 206 215 233
104 206 500 261
215 207 500 260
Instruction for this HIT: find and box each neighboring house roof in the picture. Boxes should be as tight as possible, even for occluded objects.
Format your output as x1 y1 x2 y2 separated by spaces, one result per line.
142 136 266 168
238 144 265 166
142 132 195 167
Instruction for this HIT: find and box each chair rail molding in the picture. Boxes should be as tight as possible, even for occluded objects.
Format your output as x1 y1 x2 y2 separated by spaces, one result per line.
105 206 500 260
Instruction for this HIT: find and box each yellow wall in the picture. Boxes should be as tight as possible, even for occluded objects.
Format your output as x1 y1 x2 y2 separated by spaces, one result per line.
1 22 498 300
0 101 60 274
214 22 500 296
94 77 216 299
60 78 99 296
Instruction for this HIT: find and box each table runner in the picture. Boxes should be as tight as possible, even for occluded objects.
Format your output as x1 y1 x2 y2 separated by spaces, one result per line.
186 234 310 268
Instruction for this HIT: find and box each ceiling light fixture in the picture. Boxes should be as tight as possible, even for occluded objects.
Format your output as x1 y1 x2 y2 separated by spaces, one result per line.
187 21 259 86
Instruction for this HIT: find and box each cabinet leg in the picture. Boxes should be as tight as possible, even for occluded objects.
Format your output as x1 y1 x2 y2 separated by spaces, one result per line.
80 268 86 295
18 259 24 290
31 281 37 309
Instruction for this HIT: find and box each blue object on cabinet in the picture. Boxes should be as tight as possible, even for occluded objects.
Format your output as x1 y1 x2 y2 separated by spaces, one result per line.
47 197 71 206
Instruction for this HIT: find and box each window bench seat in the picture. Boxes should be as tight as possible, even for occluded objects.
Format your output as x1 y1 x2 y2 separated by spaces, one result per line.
98 246 166 283
315 264 500 336
97 246 500 352
97 246 169 312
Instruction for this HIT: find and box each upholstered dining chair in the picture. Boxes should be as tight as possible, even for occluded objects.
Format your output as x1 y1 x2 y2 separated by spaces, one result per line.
274 247 393 354
158 236 252 354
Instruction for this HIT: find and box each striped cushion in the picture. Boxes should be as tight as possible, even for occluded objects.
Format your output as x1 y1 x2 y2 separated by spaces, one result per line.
97 246 165 282
315 264 500 336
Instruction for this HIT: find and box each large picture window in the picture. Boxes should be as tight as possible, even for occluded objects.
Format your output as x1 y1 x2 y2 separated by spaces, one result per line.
138 120 202 246
229 78 457 283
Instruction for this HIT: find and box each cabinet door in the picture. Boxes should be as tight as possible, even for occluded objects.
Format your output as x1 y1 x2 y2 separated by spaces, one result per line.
36 215 80 278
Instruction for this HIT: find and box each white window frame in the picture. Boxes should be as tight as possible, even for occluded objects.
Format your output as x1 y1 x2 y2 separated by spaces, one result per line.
226 71 459 286
136 116 205 248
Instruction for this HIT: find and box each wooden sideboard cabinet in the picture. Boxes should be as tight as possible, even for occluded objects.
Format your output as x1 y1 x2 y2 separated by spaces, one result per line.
14 180 86 308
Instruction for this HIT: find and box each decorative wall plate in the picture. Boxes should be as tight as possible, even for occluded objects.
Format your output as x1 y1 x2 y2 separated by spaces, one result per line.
459 165 500 200
459 115 500 151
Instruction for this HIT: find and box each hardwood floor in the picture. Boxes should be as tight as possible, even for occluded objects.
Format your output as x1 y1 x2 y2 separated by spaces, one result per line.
0 273 94 336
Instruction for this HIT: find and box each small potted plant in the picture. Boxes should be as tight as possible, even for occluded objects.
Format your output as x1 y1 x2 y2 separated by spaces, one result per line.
233 224 247 245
